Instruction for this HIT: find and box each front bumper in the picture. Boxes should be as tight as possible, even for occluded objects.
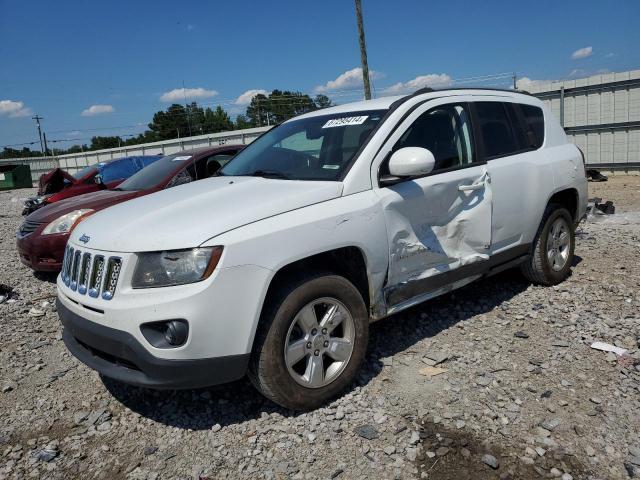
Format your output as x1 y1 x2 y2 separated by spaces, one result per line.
16 231 66 272
58 298 249 389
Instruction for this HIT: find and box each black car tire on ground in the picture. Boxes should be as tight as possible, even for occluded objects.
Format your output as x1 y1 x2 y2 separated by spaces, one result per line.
249 272 369 410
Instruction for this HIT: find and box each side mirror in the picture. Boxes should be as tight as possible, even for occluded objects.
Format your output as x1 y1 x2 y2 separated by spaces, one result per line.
389 147 435 176
380 147 435 186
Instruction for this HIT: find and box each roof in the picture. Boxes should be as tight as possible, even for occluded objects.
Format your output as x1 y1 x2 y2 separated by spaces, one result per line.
294 88 540 121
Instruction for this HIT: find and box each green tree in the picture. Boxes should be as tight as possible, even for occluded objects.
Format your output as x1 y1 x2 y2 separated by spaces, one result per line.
147 103 191 140
314 94 332 109
246 90 317 126
204 106 234 133
234 114 253 129
90 136 122 150
65 144 86 154
0 147 40 159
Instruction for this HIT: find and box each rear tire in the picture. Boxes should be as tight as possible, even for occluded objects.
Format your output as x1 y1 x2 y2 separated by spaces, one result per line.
521 205 575 285
248 272 368 410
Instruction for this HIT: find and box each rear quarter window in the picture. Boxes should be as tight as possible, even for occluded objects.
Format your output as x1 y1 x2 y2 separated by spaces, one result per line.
519 104 545 149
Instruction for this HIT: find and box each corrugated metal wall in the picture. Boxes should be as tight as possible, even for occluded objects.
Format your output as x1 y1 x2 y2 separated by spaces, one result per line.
529 70 640 169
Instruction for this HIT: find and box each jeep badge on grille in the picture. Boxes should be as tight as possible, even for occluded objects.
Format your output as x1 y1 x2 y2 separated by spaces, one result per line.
79 234 90 244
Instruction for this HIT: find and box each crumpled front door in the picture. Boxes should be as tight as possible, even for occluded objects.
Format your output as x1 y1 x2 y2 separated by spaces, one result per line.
377 165 492 307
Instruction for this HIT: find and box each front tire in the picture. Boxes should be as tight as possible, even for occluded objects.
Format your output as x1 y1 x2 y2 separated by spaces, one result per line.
249 272 368 410
521 205 575 285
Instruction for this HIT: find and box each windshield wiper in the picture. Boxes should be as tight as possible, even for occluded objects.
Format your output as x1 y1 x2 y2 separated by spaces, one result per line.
243 169 289 179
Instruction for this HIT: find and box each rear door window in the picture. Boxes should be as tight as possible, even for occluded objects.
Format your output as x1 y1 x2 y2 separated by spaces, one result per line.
473 102 519 159
519 104 545 148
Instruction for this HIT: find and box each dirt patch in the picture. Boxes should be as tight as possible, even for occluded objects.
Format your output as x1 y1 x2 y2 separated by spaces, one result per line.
415 419 592 479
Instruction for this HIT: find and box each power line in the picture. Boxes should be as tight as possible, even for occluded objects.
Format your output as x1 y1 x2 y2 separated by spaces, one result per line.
4 71 522 147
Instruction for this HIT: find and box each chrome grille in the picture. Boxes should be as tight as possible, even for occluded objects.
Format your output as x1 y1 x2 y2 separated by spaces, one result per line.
70 250 81 291
88 255 105 298
62 247 121 301
61 246 73 285
102 257 122 300
78 253 91 295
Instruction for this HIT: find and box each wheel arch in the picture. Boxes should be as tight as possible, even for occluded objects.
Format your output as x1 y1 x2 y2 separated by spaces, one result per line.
546 187 579 223
248 246 373 353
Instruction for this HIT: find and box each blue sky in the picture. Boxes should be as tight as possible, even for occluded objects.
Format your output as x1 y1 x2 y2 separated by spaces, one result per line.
1 0 638 149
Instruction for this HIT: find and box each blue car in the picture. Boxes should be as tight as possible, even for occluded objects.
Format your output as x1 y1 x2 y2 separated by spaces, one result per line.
23 155 163 215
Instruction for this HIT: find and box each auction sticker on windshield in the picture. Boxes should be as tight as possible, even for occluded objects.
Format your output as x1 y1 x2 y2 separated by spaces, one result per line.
322 116 368 128
172 156 192 161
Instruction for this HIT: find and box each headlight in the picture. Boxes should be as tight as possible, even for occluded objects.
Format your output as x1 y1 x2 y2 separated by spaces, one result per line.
42 209 94 235
132 246 223 288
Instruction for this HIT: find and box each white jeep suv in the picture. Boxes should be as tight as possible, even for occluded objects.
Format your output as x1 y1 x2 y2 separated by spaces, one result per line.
57 88 587 409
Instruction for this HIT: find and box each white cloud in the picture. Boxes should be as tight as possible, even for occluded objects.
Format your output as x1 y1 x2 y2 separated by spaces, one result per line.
569 68 585 77
381 73 452 96
81 104 115 116
235 89 268 105
68 130 82 137
160 87 218 102
0 100 32 118
515 77 550 91
315 67 384 93
604 52 615 58
571 46 593 60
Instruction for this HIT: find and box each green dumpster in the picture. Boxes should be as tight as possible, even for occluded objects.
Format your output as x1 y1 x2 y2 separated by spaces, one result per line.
0 164 33 190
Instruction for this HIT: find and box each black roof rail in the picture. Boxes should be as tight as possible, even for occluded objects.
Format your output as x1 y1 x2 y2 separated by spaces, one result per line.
411 86 535 97
413 87 435 96
386 86 535 115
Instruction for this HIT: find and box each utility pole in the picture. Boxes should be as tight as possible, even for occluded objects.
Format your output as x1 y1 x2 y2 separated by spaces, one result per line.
182 80 193 137
512 72 517 90
354 0 372 100
43 132 50 156
32 115 45 155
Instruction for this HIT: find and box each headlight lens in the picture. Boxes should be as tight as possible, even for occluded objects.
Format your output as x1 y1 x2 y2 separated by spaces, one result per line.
42 209 94 235
132 246 223 288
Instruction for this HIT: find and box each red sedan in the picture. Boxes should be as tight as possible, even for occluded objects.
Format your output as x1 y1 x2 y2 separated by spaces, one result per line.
23 155 163 215
17 145 243 272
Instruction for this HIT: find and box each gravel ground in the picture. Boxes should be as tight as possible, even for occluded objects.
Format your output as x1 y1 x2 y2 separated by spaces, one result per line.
1 176 639 480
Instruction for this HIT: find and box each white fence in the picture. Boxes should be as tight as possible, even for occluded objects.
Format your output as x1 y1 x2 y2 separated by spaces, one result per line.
0 126 271 185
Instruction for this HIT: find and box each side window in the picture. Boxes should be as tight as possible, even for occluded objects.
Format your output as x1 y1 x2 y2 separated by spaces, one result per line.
474 102 519 158
394 103 475 172
519 104 545 148
204 152 237 177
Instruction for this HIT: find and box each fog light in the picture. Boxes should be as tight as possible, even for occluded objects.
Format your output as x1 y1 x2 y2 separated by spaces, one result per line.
140 319 189 349
164 320 188 346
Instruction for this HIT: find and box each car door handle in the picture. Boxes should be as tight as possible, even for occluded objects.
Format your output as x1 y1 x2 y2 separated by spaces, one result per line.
458 182 484 192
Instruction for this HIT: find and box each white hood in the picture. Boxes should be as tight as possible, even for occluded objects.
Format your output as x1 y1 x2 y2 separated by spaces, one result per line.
69 176 343 252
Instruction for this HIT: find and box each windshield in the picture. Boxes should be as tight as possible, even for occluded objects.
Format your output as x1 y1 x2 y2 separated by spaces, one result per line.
116 154 191 191
72 164 98 180
220 110 386 180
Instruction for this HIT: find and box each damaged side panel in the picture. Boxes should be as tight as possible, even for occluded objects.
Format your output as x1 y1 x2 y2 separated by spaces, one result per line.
207 189 391 349
376 166 493 308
